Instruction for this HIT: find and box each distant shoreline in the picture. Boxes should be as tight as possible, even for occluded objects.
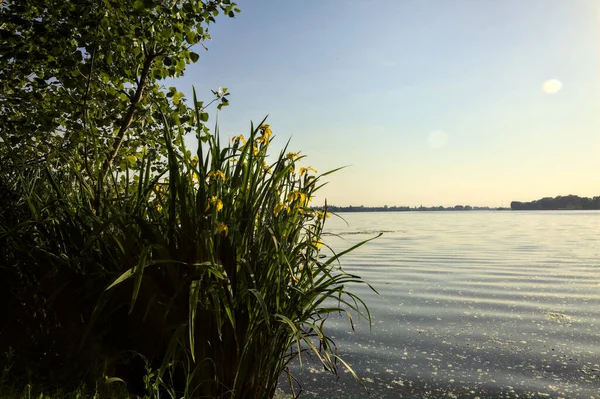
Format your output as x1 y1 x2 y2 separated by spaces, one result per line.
324 208 600 213
326 194 600 212
324 206 508 212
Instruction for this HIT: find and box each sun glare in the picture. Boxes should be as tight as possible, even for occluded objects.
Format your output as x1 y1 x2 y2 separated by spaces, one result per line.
427 130 449 149
542 79 562 94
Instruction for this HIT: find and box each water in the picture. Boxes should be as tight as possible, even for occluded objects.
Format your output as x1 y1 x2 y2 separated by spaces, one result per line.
278 211 600 398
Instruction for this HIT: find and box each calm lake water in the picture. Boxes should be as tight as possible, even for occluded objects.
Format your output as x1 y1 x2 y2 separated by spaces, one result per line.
278 211 600 398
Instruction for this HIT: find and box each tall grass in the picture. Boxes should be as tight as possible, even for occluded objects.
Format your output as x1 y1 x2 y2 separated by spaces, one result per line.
0 92 377 398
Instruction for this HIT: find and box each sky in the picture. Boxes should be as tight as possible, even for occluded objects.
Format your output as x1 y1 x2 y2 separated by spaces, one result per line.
177 0 600 207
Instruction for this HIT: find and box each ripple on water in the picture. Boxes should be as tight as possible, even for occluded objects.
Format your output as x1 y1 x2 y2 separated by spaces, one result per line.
278 211 600 398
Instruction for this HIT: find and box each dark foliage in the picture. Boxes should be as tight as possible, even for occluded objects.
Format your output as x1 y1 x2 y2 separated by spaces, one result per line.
511 195 600 210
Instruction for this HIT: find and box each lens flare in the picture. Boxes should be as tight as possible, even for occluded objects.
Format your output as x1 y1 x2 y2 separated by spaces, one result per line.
542 79 562 94
427 130 449 149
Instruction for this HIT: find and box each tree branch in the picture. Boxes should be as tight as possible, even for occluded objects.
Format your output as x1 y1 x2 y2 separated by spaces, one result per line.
102 54 155 178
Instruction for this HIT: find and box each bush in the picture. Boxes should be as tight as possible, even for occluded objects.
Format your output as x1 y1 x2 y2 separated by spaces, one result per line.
0 96 376 398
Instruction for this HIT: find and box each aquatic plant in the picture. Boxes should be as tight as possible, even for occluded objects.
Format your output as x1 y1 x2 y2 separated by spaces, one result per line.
102 93 378 397
0 90 376 397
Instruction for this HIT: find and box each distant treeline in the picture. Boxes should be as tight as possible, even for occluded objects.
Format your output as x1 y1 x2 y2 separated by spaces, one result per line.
325 205 501 212
325 195 600 212
511 195 600 210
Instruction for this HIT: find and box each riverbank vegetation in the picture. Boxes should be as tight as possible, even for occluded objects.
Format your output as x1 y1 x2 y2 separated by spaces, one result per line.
0 1 374 397
327 195 600 213
326 205 504 212
511 195 600 210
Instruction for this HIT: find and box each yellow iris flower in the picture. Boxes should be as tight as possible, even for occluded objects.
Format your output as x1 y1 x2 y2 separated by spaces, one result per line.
207 170 226 182
259 124 272 138
232 134 246 145
286 152 300 161
262 161 272 174
287 190 307 204
274 202 290 215
257 124 273 144
299 166 317 176
206 196 223 212
217 222 229 236
315 210 331 220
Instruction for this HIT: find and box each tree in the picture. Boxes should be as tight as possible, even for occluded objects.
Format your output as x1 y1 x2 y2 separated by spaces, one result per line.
0 0 238 392
0 0 237 175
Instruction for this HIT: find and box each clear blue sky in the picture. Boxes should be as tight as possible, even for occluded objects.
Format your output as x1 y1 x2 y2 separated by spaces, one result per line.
177 0 600 207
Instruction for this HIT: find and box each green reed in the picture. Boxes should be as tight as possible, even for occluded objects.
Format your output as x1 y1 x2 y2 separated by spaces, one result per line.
104 92 378 397
0 90 377 398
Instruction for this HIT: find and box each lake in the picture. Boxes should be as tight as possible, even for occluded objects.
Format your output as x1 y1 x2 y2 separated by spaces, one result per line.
278 211 600 398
